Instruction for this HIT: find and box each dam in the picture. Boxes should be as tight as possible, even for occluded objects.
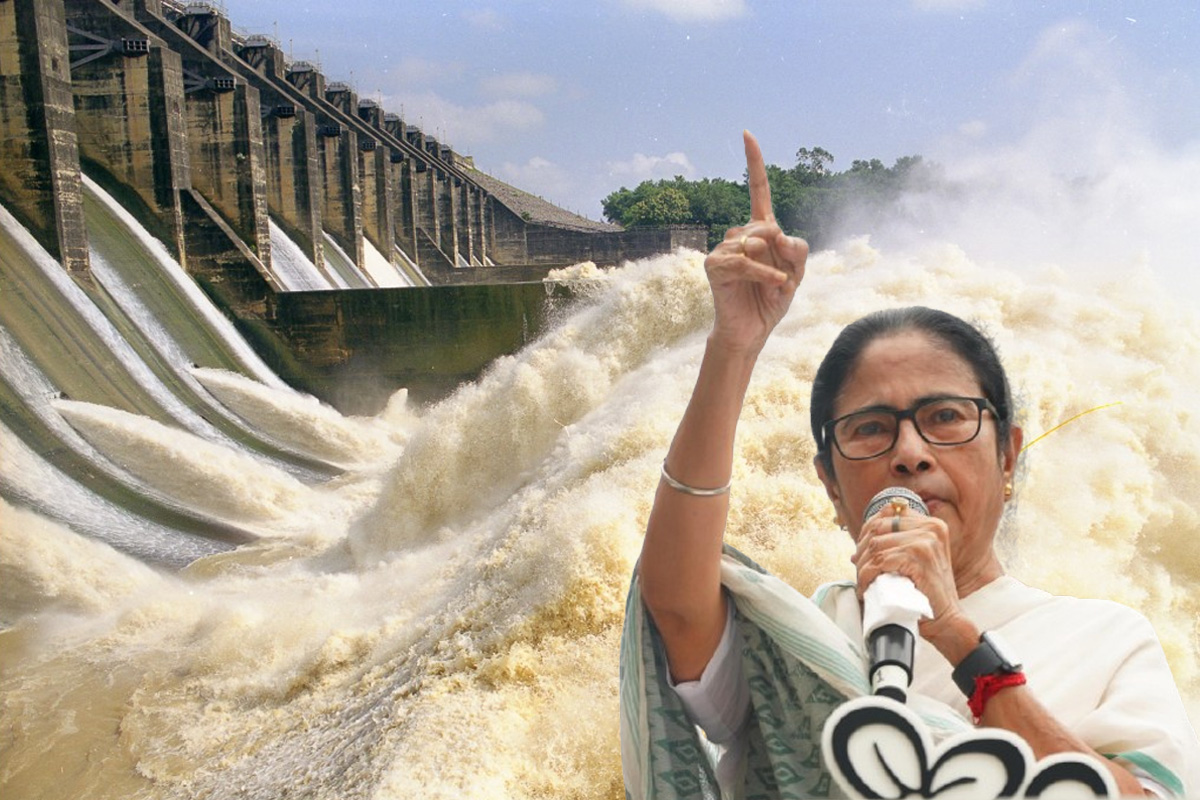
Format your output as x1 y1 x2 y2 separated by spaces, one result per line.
1 0 704 412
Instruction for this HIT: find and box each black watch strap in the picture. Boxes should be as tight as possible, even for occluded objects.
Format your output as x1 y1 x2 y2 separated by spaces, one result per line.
952 632 1022 697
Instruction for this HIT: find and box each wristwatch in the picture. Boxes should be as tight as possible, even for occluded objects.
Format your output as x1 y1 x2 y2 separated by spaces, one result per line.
952 631 1023 697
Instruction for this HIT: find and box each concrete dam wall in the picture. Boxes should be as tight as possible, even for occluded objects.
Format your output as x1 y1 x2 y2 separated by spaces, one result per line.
0 0 706 412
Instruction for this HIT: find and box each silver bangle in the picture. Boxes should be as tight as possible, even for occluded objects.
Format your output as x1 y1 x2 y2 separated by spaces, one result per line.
660 460 731 497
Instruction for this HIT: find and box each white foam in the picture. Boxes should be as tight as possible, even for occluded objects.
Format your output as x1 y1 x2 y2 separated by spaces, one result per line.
51 399 347 537
191 367 409 468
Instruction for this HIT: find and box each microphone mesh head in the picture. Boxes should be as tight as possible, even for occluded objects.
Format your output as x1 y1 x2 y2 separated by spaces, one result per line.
863 487 929 522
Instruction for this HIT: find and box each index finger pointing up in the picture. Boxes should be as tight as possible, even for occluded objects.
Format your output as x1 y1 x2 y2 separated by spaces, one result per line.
744 130 775 222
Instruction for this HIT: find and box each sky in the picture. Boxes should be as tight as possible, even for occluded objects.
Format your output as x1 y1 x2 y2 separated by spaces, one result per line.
216 0 1200 291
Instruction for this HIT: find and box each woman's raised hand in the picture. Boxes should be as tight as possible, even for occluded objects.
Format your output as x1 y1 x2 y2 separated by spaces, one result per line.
704 131 809 353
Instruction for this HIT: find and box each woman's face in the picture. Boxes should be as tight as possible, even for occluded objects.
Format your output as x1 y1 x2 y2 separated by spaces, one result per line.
814 330 1021 573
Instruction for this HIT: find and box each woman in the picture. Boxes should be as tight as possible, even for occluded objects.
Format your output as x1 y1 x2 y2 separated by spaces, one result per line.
627 131 1198 797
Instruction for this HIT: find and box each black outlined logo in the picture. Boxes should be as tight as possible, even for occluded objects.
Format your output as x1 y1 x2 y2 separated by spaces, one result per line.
821 697 1117 798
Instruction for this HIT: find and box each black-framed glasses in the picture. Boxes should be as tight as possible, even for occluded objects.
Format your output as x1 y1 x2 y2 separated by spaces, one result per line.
821 396 999 461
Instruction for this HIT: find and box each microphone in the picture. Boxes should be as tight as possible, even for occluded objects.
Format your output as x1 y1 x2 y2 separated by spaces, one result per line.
861 487 933 703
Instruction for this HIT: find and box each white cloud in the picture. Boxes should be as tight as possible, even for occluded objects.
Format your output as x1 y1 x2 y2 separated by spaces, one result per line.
499 157 574 201
380 90 544 145
479 71 558 99
605 151 696 181
620 0 748 23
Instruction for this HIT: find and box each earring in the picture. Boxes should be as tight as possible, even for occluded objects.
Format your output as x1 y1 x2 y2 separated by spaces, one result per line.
834 514 847 531
1004 482 1013 500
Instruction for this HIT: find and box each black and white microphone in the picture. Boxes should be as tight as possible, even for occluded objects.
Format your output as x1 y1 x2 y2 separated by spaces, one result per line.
861 487 933 703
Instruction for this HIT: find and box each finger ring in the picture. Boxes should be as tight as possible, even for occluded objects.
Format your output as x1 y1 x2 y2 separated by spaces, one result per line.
738 234 749 252
891 515 902 533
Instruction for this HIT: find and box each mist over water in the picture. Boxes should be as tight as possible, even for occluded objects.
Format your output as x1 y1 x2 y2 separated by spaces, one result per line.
839 20 1200 301
852 136 1200 303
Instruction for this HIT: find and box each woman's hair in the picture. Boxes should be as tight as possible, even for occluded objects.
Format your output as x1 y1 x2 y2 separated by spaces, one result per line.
810 307 1014 473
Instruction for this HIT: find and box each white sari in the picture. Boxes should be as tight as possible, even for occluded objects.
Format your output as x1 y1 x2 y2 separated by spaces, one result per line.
662 565 1198 797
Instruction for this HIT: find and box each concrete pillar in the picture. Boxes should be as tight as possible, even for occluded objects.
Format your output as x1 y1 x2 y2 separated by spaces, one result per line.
238 83 271 263
172 4 232 57
454 176 473 265
472 185 488 265
317 123 363 271
435 167 457 264
235 34 287 80
63 0 188 260
357 98 382 129
261 103 322 267
409 144 436 242
182 78 270 261
483 195 496 262
0 0 89 275
284 60 324 103
360 141 395 265
356 100 395 264
324 81 354 116
391 151 417 262
384 114 416 261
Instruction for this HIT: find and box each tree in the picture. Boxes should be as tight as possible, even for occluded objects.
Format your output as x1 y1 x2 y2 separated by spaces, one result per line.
794 147 835 181
679 178 750 248
849 158 886 173
625 186 692 227
601 185 643 225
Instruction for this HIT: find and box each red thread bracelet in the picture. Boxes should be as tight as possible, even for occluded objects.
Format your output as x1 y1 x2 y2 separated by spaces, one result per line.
968 671 1026 722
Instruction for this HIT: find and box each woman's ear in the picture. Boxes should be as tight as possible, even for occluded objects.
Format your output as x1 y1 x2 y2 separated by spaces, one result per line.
1002 425 1024 482
814 455 848 526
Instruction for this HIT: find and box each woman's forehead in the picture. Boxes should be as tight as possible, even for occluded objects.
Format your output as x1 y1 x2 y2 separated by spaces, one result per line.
834 331 981 411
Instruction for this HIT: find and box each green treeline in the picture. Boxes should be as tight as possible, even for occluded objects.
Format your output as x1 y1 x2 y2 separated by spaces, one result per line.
602 147 939 250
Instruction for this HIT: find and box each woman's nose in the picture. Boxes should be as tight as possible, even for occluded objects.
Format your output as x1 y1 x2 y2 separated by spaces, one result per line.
890 419 933 473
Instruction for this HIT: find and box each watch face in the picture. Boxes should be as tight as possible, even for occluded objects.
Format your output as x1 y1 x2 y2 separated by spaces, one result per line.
981 631 1022 671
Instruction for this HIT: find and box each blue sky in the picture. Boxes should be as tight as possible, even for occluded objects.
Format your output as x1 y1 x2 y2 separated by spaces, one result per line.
218 1 1199 220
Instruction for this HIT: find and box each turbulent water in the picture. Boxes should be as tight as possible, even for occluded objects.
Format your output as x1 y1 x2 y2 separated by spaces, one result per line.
2 229 1199 798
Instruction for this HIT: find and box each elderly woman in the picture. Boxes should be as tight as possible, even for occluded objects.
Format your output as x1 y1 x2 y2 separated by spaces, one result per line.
628 132 1198 797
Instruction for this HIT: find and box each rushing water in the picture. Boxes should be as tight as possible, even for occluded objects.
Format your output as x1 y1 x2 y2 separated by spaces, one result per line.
267 220 339 291
2 230 1198 798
